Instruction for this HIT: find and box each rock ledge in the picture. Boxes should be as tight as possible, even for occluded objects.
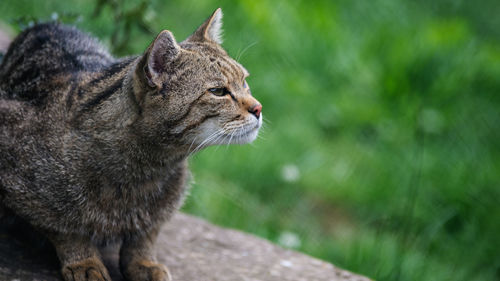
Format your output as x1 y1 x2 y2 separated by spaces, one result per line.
0 213 371 281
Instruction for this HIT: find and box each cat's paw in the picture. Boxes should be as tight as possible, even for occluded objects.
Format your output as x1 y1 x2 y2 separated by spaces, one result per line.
123 260 172 281
61 257 111 281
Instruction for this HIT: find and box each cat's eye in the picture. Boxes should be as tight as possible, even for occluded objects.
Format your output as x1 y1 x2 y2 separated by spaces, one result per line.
208 87 230 96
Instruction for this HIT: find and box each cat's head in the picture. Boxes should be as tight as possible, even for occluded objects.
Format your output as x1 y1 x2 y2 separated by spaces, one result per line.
133 8 262 151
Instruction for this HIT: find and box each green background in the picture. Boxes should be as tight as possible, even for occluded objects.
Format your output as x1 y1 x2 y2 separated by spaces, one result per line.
1 0 499 280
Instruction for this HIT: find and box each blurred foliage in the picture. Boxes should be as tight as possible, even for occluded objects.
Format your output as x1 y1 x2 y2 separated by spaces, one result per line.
92 0 154 54
1 0 500 280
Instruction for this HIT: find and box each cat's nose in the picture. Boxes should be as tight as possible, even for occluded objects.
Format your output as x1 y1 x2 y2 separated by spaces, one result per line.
249 103 262 119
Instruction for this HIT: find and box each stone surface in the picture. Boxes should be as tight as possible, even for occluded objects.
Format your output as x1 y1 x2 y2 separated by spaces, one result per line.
0 213 371 281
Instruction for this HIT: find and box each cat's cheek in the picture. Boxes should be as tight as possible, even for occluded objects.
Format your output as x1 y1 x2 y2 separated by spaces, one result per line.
191 119 223 147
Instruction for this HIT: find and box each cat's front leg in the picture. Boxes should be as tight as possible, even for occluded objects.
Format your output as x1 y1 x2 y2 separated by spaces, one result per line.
120 228 172 281
48 233 111 281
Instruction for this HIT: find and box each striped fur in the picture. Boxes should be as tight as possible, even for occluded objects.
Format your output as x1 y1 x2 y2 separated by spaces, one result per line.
0 8 261 281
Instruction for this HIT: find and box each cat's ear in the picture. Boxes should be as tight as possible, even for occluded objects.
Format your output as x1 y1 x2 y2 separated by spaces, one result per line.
142 30 180 88
186 8 223 44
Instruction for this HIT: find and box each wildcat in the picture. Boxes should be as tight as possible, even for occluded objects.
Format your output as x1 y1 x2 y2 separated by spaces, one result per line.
0 8 262 281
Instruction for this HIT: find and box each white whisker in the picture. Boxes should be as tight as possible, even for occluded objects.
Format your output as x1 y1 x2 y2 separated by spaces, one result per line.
211 132 227 152
226 128 236 148
187 135 198 155
236 41 259 62
188 129 224 157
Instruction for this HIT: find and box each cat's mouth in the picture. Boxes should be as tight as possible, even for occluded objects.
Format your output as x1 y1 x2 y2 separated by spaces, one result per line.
230 124 259 137
221 117 262 144
192 116 262 149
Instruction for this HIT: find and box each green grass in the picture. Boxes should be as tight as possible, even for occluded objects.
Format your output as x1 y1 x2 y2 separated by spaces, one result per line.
1 0 500 280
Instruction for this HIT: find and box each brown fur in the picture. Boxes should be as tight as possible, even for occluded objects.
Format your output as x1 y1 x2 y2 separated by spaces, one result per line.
0 8 261 281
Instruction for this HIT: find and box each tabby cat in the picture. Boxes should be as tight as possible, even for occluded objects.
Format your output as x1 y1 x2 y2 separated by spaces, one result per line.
0 8 262 281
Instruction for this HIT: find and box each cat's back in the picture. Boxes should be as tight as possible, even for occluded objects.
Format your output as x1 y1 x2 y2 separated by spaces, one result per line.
0 23 115 106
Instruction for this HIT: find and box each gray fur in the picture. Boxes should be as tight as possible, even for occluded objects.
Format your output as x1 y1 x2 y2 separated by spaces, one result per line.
0 8 261 281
